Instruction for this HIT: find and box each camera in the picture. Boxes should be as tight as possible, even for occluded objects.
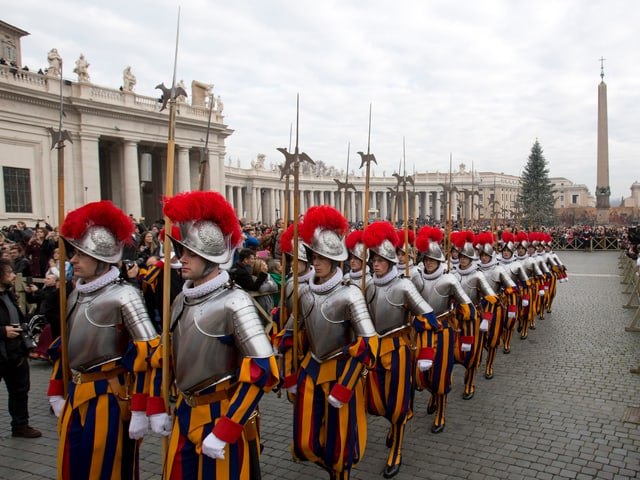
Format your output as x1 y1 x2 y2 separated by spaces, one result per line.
124 258 145 269
19 323 37 351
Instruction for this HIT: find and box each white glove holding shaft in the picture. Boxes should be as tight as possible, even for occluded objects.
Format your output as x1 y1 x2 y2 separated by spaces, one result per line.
417 359 433 372
522 299 529 307
461 342 472 352
202 432 227 460
49 395 65 418
479 319 489 332
507 311 516 319
128 411 148 440
150 412 172 436
328 394 344 409
286 384 297 395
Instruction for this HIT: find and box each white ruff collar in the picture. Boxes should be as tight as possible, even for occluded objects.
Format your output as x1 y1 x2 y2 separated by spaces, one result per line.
422 263 445 280
348 265 370 280
299 267 315 283
183 270 229 298
373 266 398 286
76 266 120 294
499 255 515 264
456 264 476 276
479 258 497 270
309 268 343 294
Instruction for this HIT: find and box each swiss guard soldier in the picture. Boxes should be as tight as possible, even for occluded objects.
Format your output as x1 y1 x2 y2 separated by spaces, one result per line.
343 229 372 288
153 191 279 480
279 205 378 480
497 232 530 352
475 232 517 379
526 232 551 323
396 229 419 278
541 233 568 314
412 226 475 434
363 221 437 478
514 232 543 339
47 201 160 480
450 231 498 400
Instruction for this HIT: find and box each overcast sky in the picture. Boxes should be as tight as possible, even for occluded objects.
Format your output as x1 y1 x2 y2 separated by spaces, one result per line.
4 0 639 201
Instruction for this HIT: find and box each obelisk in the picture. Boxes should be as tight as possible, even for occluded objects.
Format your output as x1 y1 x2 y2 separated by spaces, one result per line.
596 57 610 223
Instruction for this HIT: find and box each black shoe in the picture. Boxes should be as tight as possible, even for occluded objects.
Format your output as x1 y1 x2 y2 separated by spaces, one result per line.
503 348 511 354
431 423 445 434
383 460 402 478
12 426 42 438
516 326 522 333
485 373 493 379
530 325 536 330
462 390 474 400
520 334 528 340
427 403 436 415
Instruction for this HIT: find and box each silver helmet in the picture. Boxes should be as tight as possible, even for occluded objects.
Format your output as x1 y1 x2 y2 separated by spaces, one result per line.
345 230 367 261
60 200 133 264
477 232 495 257
515 232 529 250
500 232 516 253
363 221 398 264
280 224 309 263
299 205 349 262
163 191 242 267
452 231 478 261
416 226 445 262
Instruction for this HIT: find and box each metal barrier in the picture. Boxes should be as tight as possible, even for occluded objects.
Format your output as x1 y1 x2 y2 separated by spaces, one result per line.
620 253 640 373
551 236 620 251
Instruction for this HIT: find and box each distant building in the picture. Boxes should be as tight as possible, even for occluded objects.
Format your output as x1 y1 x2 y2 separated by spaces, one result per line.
550 177 594 209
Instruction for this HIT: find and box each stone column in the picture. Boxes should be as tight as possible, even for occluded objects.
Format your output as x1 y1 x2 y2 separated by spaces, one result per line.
123 140 142 217
177 146 191 193
78 134 100 205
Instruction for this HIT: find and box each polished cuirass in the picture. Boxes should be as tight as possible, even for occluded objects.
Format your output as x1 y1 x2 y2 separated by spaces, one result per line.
499 256 530 284
452 267 497 305
171 285 274 395
531 254 550 275
369 276 433 336
518 255 543 278
412 270 471 316
67 281 156 372
478 262 516 294
297 282 376 362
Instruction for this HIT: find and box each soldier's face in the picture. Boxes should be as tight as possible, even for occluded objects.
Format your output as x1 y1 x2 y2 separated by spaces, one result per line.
424 258 439 275
179 248 208 282
69 250 100 281
502 248 513 259
480 252 491 264
311 253 333 283
349 255 362 272
371 254 390 277
458 255 472 270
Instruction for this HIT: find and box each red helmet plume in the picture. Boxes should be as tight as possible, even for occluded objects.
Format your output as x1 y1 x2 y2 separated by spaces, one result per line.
363 221 398 263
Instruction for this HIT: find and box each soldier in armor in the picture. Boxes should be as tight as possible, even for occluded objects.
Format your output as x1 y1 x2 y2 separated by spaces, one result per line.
47 201 161 480
475 233 518 379
395 229 419 278
450 231 498 400
497 232 530 352
448 231 461 271
526 232 551 324
412 226 475 434
343 230 372 288
514 232 543 339
541 232 568 313
152 191 279 480
363 222 437 478
278 206 378 480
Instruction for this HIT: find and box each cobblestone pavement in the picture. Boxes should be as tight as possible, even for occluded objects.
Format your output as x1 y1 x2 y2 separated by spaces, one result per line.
1 251 638 479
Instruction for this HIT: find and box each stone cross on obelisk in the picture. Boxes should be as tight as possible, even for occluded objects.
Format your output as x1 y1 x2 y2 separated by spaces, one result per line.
596 56 611 223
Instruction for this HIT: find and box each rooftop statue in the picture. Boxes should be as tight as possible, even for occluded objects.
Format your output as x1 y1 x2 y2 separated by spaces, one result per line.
73 54 90 82
123 66 136 92
46 48 62 77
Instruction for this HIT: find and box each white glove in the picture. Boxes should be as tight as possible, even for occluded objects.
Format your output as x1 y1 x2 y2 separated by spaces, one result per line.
286 384 297 395
538 289 545 297
49 395 65 418
202 432 226 460
417 359 433 372
479 319 489 332
328 394 344 409
128 411 148 440
461 342 472 352
149 412 173 436
544 285 549 291
522 299 529 307
507 311 516 319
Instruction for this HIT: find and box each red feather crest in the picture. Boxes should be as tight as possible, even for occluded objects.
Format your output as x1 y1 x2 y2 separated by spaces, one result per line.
452 230 473 250
501 231 515 244
345 230 364 250
61 201 134 244
299 206 348 244
363 221 397 249
279 224 296 254
395 229 415 248
416 226 443 252
159 226 181 242
515 231 529 243
163 191 241 247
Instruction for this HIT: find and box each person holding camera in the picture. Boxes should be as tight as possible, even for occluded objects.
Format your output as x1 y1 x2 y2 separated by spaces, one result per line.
0 258 42 438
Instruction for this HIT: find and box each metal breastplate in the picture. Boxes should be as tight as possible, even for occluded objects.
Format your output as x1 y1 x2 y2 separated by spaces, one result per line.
67 282 156 372
299 283 375 362
369 276 431 336
501 260 529 284
479 264 516 293
413 273 464 316
454 269 496 305
172 286 273 395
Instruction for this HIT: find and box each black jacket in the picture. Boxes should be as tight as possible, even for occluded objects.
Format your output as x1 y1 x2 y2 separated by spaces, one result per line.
0 290 27 363
229 262 268 292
